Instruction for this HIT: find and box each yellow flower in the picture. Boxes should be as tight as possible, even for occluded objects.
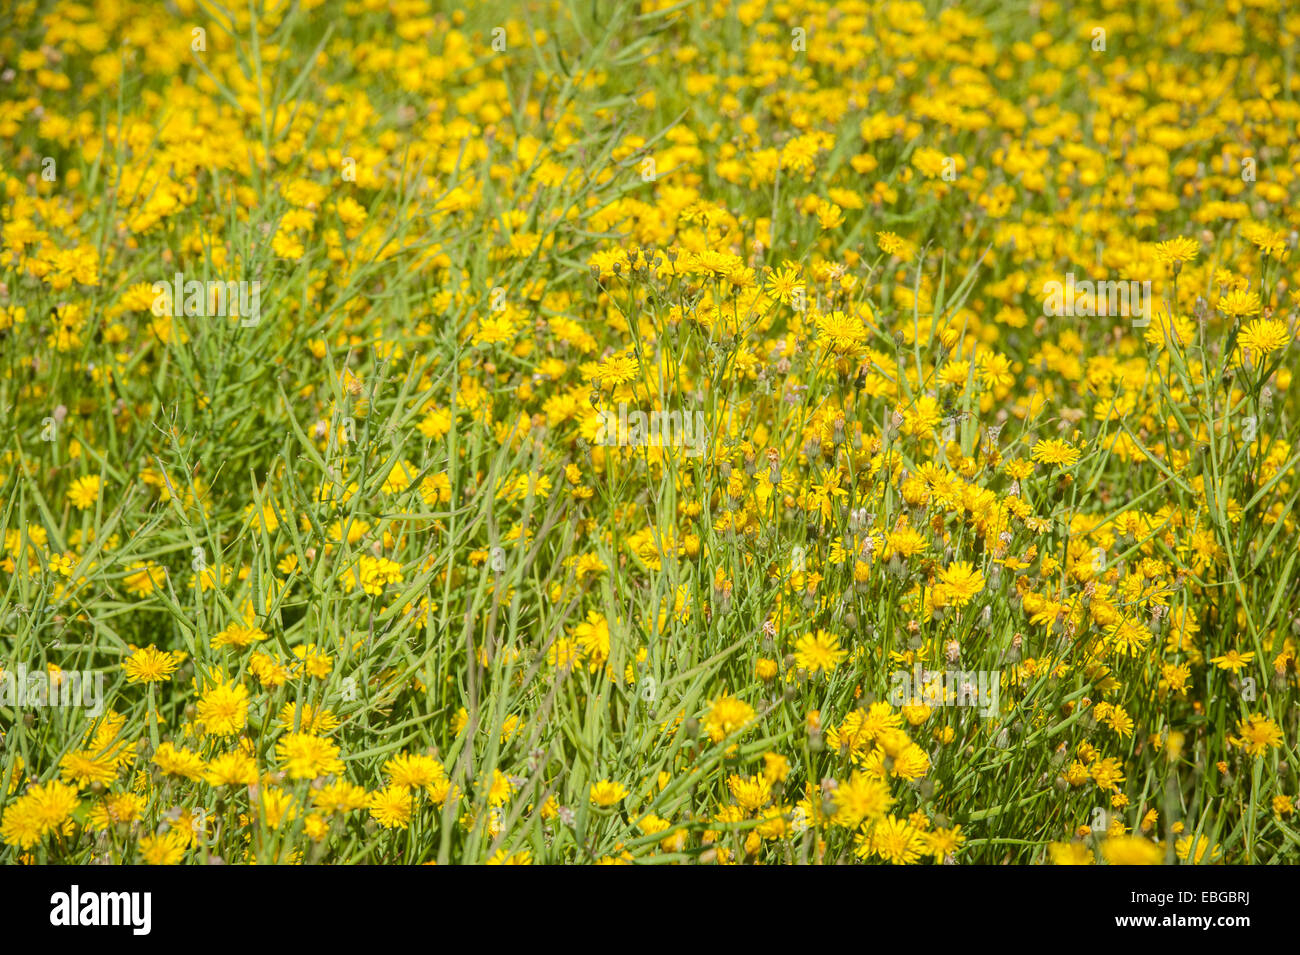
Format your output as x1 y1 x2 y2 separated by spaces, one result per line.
833 771 894 828
153 742 206 781
793 629 847 674
486 848 533 864
1217 288 1262 318
368 785 414 829
762 752 790 784
573 611 611 670
1238 318 1289 356
122 645 183 683
277 702 340 735
211 622 268 650
703 693 756 743
276 732 345 780
383 752 447 791
1031 438 1081 467
858 814 925 864
1090 756 1126 792
1229 714 1283 757
1175 834 1221 864
1 781 80 849
727 773 772 811
59 749 118 787
204 750 258 787
814 311 867 354
937 561 985 608
196 677 250 736
589 779 629 807
595 351 639 387
473 313 516 346
356 556 403 595
123 561 166 597
1048 841 1094 865
140 829 189 865
876 231 913 260
1153 236 1199 266
1208 649 1254 673
66 474 101 510
1100 835 1163 865
293 644 334 678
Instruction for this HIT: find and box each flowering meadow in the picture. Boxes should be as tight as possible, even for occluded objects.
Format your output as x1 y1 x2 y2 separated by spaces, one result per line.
1 0 1299 866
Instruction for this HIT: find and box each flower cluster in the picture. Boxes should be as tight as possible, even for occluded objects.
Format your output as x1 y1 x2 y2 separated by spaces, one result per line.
1 0 1298 865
